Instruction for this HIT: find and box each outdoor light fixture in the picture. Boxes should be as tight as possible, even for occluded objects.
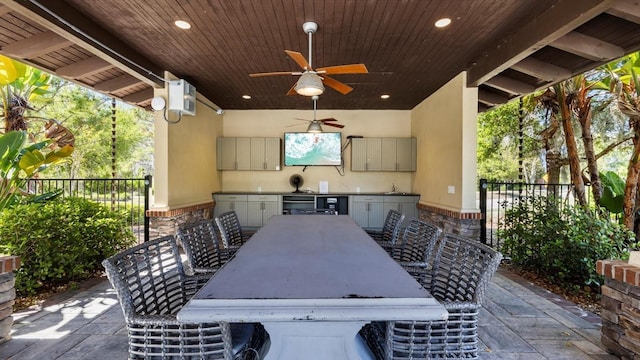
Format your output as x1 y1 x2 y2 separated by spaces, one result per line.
295 73 325 96
174 20 191 29
435 18 452 28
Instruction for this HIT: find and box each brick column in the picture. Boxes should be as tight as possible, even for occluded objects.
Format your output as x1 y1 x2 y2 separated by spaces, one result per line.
147 201 215 239
0 256 20 344
416 203 482 238
596 259 640 358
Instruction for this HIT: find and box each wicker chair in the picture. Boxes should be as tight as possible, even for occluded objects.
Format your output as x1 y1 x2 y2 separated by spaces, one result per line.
364 233 503 359
102 235 266 359
215 210 249 251
177 219 234 275
392 218 442 285
367 210 405 252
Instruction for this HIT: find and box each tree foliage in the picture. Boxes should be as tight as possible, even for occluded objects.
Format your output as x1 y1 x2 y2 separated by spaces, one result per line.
597 52 640 230
36 83 153 178
0 56 74 211
477 100 544 181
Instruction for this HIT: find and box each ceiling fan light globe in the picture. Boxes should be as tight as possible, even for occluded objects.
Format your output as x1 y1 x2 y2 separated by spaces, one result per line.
307 121 323 133
295 73 324 96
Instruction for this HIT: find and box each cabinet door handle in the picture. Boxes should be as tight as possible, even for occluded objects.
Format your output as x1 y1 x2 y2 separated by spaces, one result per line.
230 202 235 210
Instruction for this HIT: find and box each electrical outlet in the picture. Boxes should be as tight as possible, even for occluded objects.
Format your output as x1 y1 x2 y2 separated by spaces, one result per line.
448 185 455 194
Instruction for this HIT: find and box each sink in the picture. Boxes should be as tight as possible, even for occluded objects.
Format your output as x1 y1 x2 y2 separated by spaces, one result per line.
384 191 398 194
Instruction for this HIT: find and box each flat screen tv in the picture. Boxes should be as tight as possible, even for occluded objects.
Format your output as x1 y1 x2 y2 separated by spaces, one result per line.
284 132 342 166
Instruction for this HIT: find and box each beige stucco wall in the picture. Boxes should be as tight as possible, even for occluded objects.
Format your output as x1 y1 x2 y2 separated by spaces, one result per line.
152 73 479 210
411 72 478 212
221 109 412 193
152 76 223 209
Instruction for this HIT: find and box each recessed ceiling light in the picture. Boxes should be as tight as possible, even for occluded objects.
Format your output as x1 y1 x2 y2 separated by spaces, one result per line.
381 94 390 99
435 18 452 28
242 95 251 99
175 20 191 29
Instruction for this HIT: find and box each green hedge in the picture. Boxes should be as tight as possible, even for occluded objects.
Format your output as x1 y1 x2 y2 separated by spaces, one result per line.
499 196 635 292
0 197 136 296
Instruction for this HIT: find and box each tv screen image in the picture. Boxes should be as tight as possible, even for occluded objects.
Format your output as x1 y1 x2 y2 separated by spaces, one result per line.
284 132 342 166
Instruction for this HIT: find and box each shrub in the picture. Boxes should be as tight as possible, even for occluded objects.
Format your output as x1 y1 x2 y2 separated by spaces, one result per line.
499 195 634 292
0 196 136 296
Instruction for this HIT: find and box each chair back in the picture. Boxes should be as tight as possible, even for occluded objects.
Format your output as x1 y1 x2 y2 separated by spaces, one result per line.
395 218 441 263
381 209 405 243
177 219 230 274
429 233 503 304
101 235 187 320
215 210 245 248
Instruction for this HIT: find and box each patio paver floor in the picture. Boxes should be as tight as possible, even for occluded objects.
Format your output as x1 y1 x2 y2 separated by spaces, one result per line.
0 268 620 359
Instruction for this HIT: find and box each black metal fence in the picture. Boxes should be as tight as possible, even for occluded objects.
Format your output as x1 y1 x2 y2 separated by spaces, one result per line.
26 175 152 244
478 179 592 250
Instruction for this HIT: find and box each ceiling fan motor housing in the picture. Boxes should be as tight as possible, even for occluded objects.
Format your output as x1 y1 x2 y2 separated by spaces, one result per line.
302 21 318 34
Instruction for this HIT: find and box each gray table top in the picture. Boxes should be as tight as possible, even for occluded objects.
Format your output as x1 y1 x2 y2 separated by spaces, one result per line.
195 215 429 300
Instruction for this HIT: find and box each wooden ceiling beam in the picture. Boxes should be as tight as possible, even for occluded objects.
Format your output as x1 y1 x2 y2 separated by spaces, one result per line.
467 0 614 87
478 89 512 106
0 0 163 87
484 75 537 95
56 56 113 78
1 30 71 59
122 87 153 104
0 5 12 16
478 103 492 113
94 74 143 92
550 31 624 61
607 0 640 24
511 57 572 82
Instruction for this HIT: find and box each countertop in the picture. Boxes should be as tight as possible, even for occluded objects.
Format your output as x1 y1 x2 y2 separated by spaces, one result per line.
212 191 420 196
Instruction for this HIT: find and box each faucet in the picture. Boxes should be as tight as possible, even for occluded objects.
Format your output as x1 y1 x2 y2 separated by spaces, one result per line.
391 184 396 193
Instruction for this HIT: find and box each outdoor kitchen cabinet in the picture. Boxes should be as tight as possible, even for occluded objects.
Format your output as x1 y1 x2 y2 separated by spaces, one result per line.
250 137 281 170
216 137 251 170
214 194 248 225
217 137 280 170
246 194 281 227
383 195 420 222
381 138 417 171
351 137 416 171
350 195 385 228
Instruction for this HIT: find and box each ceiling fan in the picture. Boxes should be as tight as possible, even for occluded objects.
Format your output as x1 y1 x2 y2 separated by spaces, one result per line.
249 21 368 96
292 95 345 133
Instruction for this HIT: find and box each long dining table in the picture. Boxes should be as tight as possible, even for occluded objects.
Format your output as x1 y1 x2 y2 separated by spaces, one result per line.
178 214 447 360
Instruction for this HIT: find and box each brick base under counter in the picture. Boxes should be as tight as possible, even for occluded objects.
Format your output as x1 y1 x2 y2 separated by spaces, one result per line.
597 259 640 358
147 202 215 239
416 203 482 238
0 256 20 344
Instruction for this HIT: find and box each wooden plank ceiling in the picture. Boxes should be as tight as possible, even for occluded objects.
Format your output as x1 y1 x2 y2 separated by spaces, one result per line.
0 0 638 112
